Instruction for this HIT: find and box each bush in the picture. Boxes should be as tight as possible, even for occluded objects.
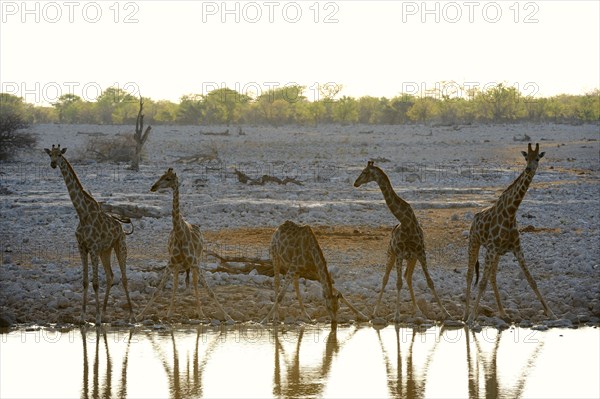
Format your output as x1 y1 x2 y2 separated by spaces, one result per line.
83 133 140 163
0 113 36 161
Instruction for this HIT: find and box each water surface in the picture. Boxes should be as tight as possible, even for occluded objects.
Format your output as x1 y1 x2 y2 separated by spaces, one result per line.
1 325 598 398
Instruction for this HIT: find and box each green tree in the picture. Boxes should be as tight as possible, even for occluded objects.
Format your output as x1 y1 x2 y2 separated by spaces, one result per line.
474 83 522 122
333 96 358 124
96 87 137 124
523 97 547 122
77 101 100 124
30 106 57 123
430 83 471 124
203 88 249 125
379 95 414 124
304 100 326 126
407 97 439 123
177 94 203 124
151 100 179 123
256 85 306 126
0 93 29 120
357 96 381 124
53 94 83 123
578 90 600 121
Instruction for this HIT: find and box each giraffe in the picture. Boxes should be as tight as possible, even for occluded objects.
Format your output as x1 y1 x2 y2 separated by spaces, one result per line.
261 220 368 324
354 161 450 322
44 145 134 324
464 143 555 323
137 168 233 322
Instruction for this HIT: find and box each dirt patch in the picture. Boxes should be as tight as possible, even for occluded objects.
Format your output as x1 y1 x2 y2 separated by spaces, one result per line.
201 207 476 272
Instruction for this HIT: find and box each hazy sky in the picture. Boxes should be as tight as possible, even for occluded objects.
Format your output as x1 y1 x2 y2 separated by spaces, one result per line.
1 0 598 105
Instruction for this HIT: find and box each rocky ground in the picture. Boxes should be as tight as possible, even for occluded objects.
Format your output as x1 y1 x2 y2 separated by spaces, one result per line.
1 123 598 329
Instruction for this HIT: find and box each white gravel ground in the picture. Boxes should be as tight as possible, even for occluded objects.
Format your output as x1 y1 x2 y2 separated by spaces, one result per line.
1 123 598 328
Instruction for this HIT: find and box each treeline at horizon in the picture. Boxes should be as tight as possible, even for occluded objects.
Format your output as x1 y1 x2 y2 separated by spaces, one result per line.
1 83 598 127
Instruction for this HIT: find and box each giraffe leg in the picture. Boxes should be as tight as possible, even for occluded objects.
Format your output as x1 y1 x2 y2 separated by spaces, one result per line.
190 267 206 320
419 257 451 318
404 258 422 317
463 238 481 321
262 271 296 324
99 250 113 314
468 251 499 324
394 257 404 323
294 276 311 321
90 253 102 325
197 268 233 322
272 255 282 322
489 261 508 319
167 264 180 318
513 248 555 318
115 238 134 322
137 266 170 320
79 244 89 324
373 251 395 319
335 288 368 321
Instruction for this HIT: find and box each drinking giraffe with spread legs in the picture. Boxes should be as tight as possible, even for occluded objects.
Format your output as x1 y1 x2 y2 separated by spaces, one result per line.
262 220 368 324
354 161 450 322
138 168 233 322
44 145 134 324
464 143 555 323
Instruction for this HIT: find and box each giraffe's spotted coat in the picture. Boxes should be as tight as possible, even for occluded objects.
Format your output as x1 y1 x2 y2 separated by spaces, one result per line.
354 161 450 321
464 143 555 323
44 144 133 324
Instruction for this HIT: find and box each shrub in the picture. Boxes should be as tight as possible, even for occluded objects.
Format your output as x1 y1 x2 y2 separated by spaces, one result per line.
83 133 138 163
0 112 36 161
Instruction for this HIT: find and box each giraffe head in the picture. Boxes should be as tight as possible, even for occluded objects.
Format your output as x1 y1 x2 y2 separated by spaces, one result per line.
353 161 379 187
520 143 545 173
151 168 179 192
44 144 67 169
326 288 340 323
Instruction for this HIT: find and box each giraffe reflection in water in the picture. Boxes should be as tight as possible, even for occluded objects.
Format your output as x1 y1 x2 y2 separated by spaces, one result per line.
376 325 441 398
375 326 546 399
76 325 548 399
272 325 359 398
80 327 133 399
465 327 545 399
80 326 217 399
145 328 220 398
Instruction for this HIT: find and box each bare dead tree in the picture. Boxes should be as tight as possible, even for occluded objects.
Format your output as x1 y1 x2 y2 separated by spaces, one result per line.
130 96 151 171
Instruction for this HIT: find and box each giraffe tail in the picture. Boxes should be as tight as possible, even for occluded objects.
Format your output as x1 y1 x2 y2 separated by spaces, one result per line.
474 260 480 287
123 221 134 235
111 214 135 235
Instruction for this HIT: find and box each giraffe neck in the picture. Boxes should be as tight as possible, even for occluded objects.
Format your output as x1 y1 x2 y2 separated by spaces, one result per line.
171 184 185 231
372 168 413 224
311 244 335 301
57 157 98 220
497 168 536 214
